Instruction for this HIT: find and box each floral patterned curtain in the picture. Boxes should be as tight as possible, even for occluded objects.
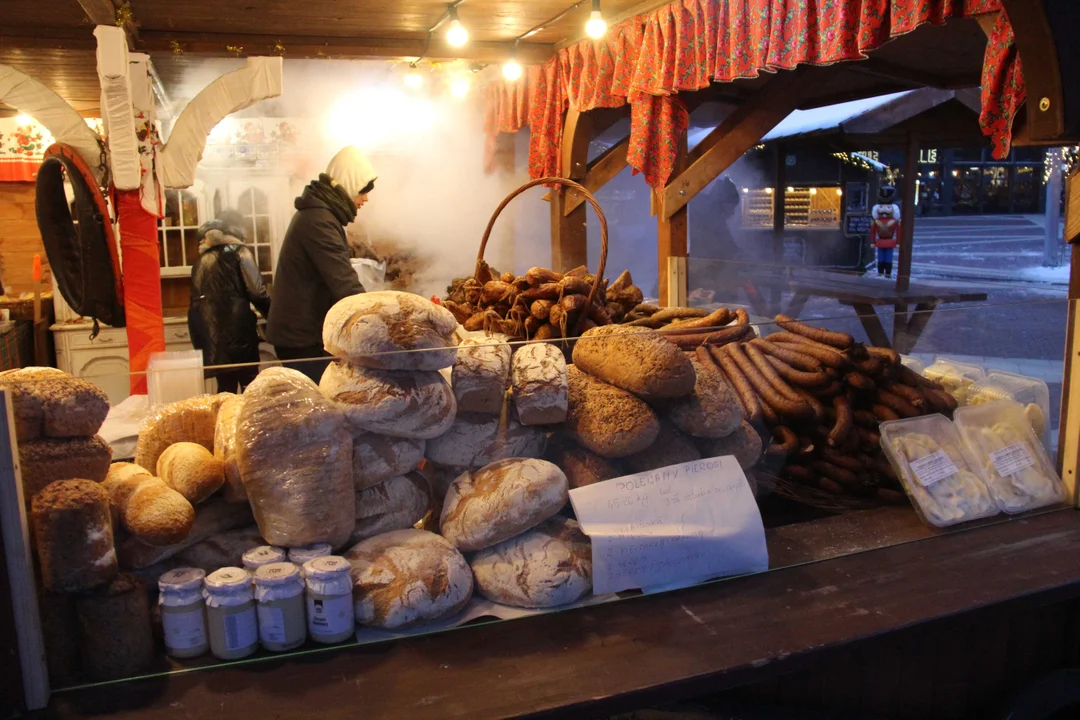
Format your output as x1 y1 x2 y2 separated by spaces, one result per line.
483 0 1020 189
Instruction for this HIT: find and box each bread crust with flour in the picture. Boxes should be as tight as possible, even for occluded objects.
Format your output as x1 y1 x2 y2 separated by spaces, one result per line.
322 291 458 370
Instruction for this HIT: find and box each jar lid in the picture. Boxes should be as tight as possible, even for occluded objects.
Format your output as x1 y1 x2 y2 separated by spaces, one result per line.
253 562 301 586
158 567 205 593
204 567 252 592
288 543 332 564
304 555 350 580
243 545 286 568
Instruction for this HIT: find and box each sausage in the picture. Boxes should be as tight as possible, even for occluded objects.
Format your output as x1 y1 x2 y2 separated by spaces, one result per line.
854 357 883 377
853 410 878 428
745 344 804 403
792 387 826 422
767 426 799 456
631 303 660 316
844 371 876 392
876 488 907 505
812 460 860 489
767 333 847 369
774 314 854 349
520 282 561 301
728 344 812 421
828 395 853 448
783 465 816 484
664 325 752 349
871 404 900 422
666 308 734 330
644 306 710 325
526 267 562 286
856 426 881 450
820 448 866 474
876 388 920 418
752 338 824 372
895 363 945 391
885 382 926 410
763 354 829 388
735 308 750 325
709 346 763 424
923 386 959 412
867 346 900 366
530 299 554 320
817 381 845 398
818 478 846 495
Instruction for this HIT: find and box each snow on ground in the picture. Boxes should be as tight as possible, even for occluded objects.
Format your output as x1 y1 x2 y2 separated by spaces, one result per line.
1017 265 1070 284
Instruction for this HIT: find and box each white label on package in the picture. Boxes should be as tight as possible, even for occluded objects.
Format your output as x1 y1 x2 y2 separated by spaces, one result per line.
307 595 353 636
223 608 257 651
162 609 206 651
989 442 1036 477
569 456 768 595
258 605 286 644
908 450 959 487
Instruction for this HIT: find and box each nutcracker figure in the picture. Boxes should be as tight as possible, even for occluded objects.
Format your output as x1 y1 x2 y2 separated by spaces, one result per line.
871 186 901 278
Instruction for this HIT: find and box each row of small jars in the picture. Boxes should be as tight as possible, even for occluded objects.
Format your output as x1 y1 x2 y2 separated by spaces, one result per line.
157 544 354 660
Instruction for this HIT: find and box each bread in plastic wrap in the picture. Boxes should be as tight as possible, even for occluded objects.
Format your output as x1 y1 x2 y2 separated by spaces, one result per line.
213 395 246 502
236 367 354 548
135 393 234 472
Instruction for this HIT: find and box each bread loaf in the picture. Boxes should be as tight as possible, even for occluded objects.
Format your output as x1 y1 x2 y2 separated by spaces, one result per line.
352 432 425 490
213 395 245 503
425 412 546 469
565 365 659 458
572 325 695 400
668 355 742 438
237 368 354 548
440 458 568 552
116 498 254 569
545 435 624 489
320 360 457 439
322 291 458 370
20 435 112 502
347 528 472 629
135 393 233 472
696 420 763 470
102 462 152 526
349 473 431 546
512 342 568 425
39 589 80 683
0 367 109 440
452 338 511 414
32 480 117 591
623 422 702 473
471 516 592 608
157 442 225 505
174 525 264 572
102 463 195 547
75 573 154 680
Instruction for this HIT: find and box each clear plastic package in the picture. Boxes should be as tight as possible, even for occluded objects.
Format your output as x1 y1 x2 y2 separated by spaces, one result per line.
899 355 925 374
923 358 986 406
879 414 999 528
967 371 1051 450
953 400 1066 514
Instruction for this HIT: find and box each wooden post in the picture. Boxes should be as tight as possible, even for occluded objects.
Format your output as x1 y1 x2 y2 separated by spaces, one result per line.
1057 244 1080 503
771 145 787 314
896 133 919 293
550 108 591 271
658 134 689 306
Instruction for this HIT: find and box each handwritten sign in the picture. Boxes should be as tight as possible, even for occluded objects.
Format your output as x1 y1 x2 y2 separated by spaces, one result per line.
569 456 768 595
845 213 872 237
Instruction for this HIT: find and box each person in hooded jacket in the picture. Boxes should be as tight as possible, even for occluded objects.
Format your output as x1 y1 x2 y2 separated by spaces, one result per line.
188 211 271 393
266 145 375 382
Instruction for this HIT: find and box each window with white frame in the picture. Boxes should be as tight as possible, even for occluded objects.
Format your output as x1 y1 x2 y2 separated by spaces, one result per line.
158 188 203 276
236 186 274 273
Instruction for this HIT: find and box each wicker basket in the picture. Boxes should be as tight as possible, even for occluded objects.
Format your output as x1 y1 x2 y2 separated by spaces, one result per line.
771 476 891 514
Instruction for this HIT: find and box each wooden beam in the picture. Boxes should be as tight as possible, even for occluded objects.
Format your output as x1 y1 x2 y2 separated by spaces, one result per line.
550 108 592 272
554 0 671 49
76 0 139 44
661 67 816 221
658 134 689 306
895 132 919 294
562 135 629 215
771 145 787 314
1066 165 1080 245
975 11 999 38
999 0 1064 141
844 58 957 90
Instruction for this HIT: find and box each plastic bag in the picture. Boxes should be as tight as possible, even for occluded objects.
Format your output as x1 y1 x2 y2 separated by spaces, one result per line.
135 392 234 472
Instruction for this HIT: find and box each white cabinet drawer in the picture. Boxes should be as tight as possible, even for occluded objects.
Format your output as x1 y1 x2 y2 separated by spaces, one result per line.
163 326 191 344
67 327 127 350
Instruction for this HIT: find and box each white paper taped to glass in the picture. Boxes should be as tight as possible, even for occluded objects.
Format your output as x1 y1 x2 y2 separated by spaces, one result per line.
569 456 768 595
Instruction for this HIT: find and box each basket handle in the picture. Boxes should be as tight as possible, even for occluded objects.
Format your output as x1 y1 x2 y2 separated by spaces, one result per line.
476 177 609 336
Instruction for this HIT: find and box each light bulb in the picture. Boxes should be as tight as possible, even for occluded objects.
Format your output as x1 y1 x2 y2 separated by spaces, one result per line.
585 10 607 39
835 188 843 196
809 188 818 195
764 188 773 195
786 186 795 193
451 78 470 98
15 114 33 126
446 18 468 46
404 70 423 89
502 60 522 81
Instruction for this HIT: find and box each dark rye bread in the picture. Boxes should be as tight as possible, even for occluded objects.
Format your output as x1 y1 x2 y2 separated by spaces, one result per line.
622 422 702 474
75 573 154 680
571 325 695 400
0 367 109 441
544 433 624 489
32 479 117 591
565 365 659 458
20 435 112 503
695 419 764 470
320 360 457 440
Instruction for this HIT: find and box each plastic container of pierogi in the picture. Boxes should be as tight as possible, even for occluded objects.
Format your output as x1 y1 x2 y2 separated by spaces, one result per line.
924 357 987 406
879 413 999 528
966 371 1051 451
953 400 1066 514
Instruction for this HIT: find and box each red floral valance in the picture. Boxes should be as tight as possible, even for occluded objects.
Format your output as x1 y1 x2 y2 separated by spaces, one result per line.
483 0 1021 189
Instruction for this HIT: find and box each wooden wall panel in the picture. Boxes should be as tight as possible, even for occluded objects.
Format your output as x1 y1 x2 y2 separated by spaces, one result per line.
0 183 51 295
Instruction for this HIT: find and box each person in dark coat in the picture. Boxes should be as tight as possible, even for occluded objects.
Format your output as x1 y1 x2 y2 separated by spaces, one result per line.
188 212 271 393
266 145 375 382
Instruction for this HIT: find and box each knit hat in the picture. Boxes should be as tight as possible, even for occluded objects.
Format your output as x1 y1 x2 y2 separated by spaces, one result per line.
326 146 377 199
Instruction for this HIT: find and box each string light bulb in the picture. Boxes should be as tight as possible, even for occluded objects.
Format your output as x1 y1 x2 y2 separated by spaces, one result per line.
451 77 470 98
585 0 607 39
503 39 522 81
446 5 469 47
404 64 423 89
15 114 32 126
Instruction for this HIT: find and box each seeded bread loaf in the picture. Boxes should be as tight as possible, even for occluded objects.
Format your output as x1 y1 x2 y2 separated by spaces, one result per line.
349 473 432 546
32 480 117 591
75 573 154 680
623 422 702 473
0 367 109 440
440 458 568 552
19 435 112 502
213 395 245 502
452 338 511 414
545 434 624 489
511 342 568 425
668 355 742 438
102 463 195 546
571 325 695 400
322 291 458 370
425 412 546 469
156 442 226 505
695 420 764 470
351 432 426 490
565 366 659 458
135 393 233 473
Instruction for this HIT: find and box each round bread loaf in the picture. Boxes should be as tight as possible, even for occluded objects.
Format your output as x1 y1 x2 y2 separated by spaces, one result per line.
695 420 763 470
545 434 624 489
0 367 109 441
349 473 432 546
75 573 154 680
102 462 152 527
623 422 702 474
471 516 592 608
213 395 246 503
19 435 112 503
322 291 458 370
440 458 568 552
157 442 226 505
352 433 426 490
425 412 546 469
668 355 742 438
452 339 511 415
565 365 659 458
511 342 568 425
571 325 695 400
347 529 472 629
32 480 117 592
320 360 457 440
122 477 196 547
135 393 234 473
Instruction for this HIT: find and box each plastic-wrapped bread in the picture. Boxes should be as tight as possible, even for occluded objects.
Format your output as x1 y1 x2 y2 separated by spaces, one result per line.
349 473 432 546
135 393 234 472
322 291 458 370
32 480 117 591
237 368 354 548
351 432 425 490
116 498 254 569
102 463 195 546
157 442 225 504
319 360 457 439
452 338 512 415
511 342 568 425
19 435 112 503
213 395 245 502
0 367 109 440
425 412 546 469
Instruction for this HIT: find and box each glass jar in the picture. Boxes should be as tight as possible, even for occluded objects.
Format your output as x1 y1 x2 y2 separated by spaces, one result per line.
242 545 286 573
288 543 331 574
303 556 354 644
158 567 208 659
253 562 306 652
203 567 258 660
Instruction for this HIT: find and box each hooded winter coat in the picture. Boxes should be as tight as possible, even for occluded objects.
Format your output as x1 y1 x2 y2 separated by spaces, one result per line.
265 175 365 349
188 225 271 371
